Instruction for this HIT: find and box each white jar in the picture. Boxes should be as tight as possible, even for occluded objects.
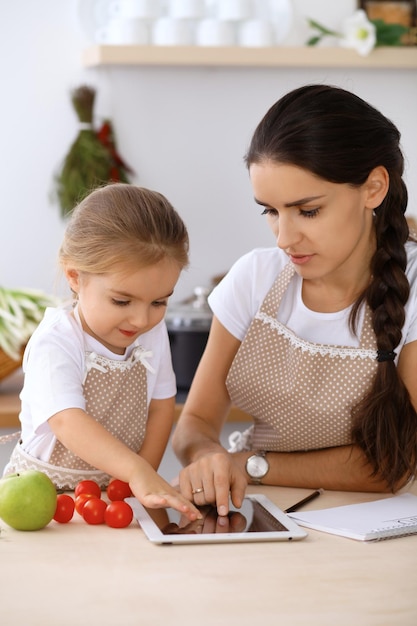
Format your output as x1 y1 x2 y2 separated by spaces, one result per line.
152 17 194 45
217 0 252 21
238 19 274 47
96 17 149 44
195 19 236 46
108 0 161 20
269 0 294 44
167 0 206 19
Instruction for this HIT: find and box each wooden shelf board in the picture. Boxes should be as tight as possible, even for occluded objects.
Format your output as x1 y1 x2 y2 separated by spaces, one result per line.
82 45 417 69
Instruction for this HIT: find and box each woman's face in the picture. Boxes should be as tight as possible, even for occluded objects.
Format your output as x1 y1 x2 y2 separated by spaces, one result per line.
249 161 378 286
66 258 181 354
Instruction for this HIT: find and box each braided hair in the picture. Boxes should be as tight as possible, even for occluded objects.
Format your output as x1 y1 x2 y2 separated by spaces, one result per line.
245 84 417 489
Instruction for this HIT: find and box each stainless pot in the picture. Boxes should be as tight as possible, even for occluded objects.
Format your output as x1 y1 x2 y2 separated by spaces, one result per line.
165 287 212 391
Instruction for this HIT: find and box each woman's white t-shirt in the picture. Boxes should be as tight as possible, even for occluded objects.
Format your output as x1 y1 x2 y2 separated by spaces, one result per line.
208 243 417 350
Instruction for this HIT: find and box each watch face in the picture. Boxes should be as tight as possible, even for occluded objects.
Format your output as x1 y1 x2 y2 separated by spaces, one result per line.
246 454 269 479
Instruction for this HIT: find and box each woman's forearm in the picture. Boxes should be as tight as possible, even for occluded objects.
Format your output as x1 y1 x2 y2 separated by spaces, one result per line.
172 412 227 466
233 445 393 493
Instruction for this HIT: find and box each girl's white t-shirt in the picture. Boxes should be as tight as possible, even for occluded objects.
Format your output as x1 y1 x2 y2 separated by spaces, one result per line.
208 242 417 350
16 306 176 463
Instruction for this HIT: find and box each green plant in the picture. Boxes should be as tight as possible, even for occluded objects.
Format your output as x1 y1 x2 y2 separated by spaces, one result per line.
53 85 133 218
0 286 58 360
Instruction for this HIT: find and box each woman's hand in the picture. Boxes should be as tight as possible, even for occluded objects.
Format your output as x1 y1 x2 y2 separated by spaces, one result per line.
177 450 249 516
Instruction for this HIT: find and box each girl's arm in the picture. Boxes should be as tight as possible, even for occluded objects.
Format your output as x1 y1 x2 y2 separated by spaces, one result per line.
173 317 396 516
139 396 175 470
48 408 200 520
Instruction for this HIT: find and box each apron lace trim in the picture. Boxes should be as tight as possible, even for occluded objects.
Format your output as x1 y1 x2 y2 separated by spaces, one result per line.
83 345 155 382
6 442 111 490
255 311 377 360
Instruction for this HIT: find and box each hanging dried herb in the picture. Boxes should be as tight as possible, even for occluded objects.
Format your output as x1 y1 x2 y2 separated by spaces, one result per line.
53 85 133 218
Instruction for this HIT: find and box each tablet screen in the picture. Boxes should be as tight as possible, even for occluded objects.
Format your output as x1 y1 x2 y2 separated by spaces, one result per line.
158 498 287 534
127 494 308 544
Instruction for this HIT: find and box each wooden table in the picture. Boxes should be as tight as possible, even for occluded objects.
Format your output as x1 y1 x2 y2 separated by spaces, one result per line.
1 483 416 625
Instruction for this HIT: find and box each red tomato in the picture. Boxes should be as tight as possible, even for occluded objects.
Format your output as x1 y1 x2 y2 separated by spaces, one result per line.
53 494 75 523
75 493 99 516
82 497 108 525
74 480 102 499
106 479 132 502
104 501 134 528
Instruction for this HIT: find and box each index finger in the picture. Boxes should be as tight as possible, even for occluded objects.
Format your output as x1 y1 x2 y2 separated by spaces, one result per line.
212 466 235 516
215 463 247 515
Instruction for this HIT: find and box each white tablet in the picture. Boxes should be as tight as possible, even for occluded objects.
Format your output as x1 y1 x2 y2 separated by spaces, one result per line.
126 494 308 545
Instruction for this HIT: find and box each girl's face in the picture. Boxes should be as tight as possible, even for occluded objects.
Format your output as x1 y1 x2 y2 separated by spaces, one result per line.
65 258 181 354
249 161 386 286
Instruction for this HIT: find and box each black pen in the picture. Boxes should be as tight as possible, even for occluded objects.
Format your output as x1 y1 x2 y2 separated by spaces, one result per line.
284 488 324 514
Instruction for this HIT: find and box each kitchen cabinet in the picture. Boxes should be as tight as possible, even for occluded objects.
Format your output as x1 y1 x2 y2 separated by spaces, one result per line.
82 44 417 69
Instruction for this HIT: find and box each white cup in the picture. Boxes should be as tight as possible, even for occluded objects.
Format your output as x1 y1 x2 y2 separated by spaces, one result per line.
270 0 294 43
238 19 274 47
152 17 194 45
217 0 252 21
195 19 236 46
96 17 149 44
167 0 206 19
108 0 161 19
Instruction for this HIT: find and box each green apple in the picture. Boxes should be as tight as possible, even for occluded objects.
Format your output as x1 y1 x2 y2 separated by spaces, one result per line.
0 470 57 531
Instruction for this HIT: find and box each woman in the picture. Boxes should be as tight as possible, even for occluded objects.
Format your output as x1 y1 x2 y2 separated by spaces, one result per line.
172 84 417 516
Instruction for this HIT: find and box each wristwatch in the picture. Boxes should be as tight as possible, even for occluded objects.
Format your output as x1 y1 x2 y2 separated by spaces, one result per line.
245 451 269 484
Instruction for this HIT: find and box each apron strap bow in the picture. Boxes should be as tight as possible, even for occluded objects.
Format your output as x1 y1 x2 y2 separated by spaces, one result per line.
131 346 156 374
83 351 108 383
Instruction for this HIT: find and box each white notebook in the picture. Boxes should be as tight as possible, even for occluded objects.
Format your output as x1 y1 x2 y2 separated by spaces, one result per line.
288 492 417 541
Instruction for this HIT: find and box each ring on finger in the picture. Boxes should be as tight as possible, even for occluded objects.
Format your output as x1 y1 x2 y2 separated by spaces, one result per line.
192 487 204 495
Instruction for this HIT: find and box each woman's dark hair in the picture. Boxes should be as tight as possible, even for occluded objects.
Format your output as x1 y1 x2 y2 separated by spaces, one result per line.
245 84 416 490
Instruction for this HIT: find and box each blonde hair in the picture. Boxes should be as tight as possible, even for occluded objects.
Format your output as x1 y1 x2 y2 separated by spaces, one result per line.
59 184 189 274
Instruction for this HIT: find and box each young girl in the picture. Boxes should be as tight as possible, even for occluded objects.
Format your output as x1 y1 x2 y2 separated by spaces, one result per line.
5 183 200 520
173 84 417 516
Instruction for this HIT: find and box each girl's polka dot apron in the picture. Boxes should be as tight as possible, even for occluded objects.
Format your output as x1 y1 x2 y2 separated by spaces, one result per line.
226 263 378 452
8 346 152 490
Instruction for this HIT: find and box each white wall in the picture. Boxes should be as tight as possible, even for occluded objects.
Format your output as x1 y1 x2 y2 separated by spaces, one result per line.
1 0 416 303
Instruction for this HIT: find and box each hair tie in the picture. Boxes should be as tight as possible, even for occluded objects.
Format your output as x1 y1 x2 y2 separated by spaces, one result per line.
376 350 397 363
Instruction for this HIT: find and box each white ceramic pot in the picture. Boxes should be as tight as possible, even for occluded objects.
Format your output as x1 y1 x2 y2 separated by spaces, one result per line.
152 17 194 45
216 0 252 21
108 0 161 20
167 0 206 20
96 17 149 44
195 19 236 46
238 19 274 47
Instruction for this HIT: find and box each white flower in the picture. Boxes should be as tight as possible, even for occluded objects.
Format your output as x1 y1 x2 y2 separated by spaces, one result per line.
339 9 376 56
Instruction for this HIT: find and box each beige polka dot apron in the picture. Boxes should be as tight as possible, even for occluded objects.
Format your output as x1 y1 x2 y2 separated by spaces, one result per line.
226 263 378 452
8 346 153 490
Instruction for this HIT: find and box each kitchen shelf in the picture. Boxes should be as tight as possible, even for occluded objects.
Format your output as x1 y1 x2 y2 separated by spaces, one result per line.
82 45 417 69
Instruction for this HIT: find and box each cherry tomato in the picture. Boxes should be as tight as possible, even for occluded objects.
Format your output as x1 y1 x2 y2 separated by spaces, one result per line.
75 493 99 516
104 501 134 528
82 497 108 525
74 480 102 499
53 494 75 523
106 479 132 502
